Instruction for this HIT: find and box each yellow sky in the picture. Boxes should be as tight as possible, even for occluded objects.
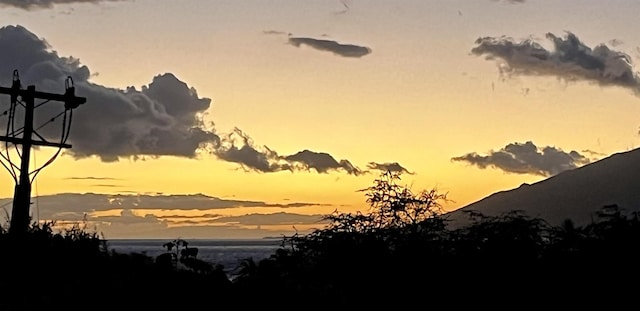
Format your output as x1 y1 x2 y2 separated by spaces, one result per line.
0 0 639 239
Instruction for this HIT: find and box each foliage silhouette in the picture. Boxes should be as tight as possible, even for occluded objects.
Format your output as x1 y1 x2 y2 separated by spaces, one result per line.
230 172 640 305
1 171 639 308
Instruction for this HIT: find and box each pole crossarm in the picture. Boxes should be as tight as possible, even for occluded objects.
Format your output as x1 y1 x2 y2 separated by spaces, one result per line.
0 72 86 236
0 86 86 109
0 136 71 149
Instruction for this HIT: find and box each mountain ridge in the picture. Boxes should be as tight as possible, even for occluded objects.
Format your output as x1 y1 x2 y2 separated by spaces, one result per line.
445 147 640 228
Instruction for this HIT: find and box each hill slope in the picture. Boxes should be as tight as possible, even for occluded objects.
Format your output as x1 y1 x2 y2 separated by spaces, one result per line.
445 148 640 227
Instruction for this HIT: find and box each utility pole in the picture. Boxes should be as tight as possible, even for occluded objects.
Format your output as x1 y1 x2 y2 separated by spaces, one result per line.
0 70 85 236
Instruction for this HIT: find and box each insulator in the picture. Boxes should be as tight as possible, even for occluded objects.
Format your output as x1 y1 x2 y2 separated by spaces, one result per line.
63 76 84 109
65 76 74 90
11 70 20 103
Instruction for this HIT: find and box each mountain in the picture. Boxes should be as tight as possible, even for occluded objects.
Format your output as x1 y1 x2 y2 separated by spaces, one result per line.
444 147 640 228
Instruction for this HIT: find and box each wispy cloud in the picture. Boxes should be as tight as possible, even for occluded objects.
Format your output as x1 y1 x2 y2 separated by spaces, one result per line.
26 192 327 221
262 30 289 36
451 141 590 177
288 37 372 58
89 184 123 188
43 207 328 239
208 212 327 226
472 32 640 94
92 209 164 225
64 176 120 180
491 0 525 4
0 0 124 10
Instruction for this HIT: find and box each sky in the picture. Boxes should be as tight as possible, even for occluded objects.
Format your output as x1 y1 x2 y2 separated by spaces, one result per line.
0 0 639 239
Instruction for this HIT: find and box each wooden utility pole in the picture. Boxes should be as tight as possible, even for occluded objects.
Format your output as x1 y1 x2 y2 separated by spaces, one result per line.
0 71 85 236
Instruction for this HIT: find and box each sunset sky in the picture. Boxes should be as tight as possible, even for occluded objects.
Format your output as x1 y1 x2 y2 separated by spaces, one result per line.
0 0 639 239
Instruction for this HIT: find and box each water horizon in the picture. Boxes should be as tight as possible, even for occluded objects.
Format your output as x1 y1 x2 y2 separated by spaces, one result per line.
103 237 284 277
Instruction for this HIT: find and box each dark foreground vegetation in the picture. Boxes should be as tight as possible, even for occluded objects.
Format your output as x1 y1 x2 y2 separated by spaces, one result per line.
1 171 639 309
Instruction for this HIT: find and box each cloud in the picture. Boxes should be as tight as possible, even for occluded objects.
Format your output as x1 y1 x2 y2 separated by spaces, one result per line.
491 0 525 4
44 207 327 239
366 162 414 175
0 0 123 10
26 192 326 220
215 128 290 173
284 149 362 175
64 176 120 180
0 25 385 175
93 209 165 225
288 37 372 58
90 184 123 188
262 30 289 36
208 212 327 226
216 128 363 175
451 141 590 177
161 213 222 219
0 25 219 162
0 25 406 176
471 32 640 94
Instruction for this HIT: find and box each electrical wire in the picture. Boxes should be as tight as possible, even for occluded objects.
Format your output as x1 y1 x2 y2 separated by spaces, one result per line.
0 72 81 222
33 149 39 223
30 109 72 182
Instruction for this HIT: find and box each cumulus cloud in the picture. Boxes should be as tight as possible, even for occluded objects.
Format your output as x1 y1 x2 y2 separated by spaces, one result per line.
471 32 640 94
0 25 218 162
451 141 590 177
288 37 372 58
0 0 123 10
0 25 401 175
216 128 364 175
366 162 414 175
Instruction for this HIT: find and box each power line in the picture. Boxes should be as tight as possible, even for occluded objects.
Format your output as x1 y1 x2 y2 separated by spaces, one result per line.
0 70 85 235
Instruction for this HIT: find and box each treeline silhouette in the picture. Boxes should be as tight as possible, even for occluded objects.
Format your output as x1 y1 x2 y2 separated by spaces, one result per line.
1 171 639 309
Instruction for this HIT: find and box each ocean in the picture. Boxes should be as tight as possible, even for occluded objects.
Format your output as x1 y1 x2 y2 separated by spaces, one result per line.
104 238 284 277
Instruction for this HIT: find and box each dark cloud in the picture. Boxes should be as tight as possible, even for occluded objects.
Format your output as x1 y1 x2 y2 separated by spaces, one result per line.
215 128 290 173
216 128 363 175
366 162 414 175
0 0 123 10
451 141 590 177
472 32 640 94
284 150 362 175
288 37 372 58
0 25 397 176
0 25 219 162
